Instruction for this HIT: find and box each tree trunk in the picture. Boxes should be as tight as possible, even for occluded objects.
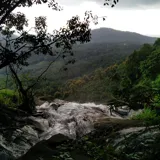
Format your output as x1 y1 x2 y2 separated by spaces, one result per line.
9 65 35 113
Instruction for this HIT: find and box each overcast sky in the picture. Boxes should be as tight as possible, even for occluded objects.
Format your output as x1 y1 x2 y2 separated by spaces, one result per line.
16 0 160 37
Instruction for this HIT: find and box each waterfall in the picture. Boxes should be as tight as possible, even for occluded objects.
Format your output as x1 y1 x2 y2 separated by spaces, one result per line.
0 99 124 158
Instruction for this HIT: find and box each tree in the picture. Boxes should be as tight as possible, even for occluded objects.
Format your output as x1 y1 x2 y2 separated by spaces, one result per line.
0 1 96 112
1 14 94 112
0 0 119 113
0 0 120 71
0 0 62 26
104 0 119 7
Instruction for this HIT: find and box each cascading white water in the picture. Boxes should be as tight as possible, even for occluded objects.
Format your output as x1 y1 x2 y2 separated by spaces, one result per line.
0 100 124 158
37 101 116 140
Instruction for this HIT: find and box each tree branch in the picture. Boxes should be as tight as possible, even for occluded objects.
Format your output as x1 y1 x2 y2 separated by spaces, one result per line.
0 0 25 25
0 35 62 69
26 52 61 91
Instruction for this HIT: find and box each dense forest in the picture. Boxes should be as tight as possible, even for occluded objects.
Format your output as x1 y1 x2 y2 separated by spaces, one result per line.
0 32 159 113
57 39 160 111
0 27 155 102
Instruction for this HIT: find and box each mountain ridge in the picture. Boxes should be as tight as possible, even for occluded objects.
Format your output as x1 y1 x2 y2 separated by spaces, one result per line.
91 27 157 44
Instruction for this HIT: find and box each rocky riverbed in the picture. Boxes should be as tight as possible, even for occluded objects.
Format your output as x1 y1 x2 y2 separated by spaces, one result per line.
0 99 158 160
0 99 129 159
19 118 160 160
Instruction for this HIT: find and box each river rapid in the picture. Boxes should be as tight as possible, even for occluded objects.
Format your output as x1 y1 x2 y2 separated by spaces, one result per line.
0 99 131 158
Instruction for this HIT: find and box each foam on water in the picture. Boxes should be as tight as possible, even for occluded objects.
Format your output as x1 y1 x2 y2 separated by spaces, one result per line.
0 100 123 158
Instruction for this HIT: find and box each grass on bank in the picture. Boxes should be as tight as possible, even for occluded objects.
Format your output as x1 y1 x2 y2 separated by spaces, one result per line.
131 108 160 125
0 89 20 108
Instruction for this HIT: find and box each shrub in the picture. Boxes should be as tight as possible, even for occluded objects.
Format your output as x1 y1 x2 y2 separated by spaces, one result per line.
131 108 160 125
0 89 20 108
54 91 62 98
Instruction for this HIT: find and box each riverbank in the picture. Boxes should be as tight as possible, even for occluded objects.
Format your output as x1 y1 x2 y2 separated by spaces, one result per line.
19 117 160 160
0 100 158 160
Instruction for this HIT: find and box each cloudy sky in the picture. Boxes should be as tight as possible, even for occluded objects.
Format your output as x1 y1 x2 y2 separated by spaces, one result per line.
16 0 160 37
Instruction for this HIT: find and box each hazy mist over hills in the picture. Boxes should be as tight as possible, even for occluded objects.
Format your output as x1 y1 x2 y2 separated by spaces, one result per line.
91 28 157 44
0 27 157 81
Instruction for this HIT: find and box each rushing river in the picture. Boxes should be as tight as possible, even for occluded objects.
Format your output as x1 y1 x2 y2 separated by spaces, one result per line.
0 99 129 158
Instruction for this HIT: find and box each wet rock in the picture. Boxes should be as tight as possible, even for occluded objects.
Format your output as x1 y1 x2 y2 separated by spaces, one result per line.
107 126 160 159
50 103 60 110
0 150 15 160
6 125 39 157
17 140 57 160
53 99 66 106
0 100 129 159
28 116 50 132
18 133 71 160
19 123 160 160
94 118 144 131
47 133 70 145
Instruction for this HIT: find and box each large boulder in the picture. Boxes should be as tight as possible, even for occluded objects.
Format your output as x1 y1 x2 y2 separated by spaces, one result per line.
0 150 15 160
104 126 160 160
47 133 70 145
17 133 70 160
17 140 56 160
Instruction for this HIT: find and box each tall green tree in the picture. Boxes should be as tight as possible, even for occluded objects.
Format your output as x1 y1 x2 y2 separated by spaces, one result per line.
0 0 119 112
0 1 92 112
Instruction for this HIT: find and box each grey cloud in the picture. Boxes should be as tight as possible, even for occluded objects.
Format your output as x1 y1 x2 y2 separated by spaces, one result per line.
58 0 104 6
58 0 160 8
58 0 82 6
105 0 160 8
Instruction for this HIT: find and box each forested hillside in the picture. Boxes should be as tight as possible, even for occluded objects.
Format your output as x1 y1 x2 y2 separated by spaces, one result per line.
28 43 141 79
1 27 155 96
0 27 157 104
23 28 157 83
0 27 155 80
58 39 160 111
91 28 156 44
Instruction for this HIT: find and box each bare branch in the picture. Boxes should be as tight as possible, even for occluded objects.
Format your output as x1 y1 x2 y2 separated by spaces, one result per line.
26 52 61 91
14 43 27 53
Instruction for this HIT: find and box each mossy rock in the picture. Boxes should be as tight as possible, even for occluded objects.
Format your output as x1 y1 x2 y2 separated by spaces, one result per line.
94 118 144 131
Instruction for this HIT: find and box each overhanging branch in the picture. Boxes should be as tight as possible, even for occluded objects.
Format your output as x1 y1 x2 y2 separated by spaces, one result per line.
0 0 25 25
26 52 61 91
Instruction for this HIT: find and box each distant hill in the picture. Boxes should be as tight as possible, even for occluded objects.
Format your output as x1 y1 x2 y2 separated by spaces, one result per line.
0 28 157 90
91 28 156 44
